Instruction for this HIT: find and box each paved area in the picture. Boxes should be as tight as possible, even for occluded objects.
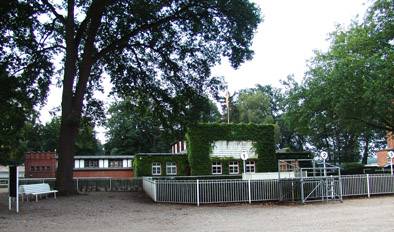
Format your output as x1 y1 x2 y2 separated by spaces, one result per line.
1 190 394 232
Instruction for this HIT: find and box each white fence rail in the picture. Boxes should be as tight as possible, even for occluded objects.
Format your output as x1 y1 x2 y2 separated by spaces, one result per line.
143 174 394 205
142 178 156 201
0 177 143 192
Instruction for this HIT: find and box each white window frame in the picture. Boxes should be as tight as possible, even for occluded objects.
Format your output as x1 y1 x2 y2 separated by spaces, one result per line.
166 162 177 175
246 161 256 173
212 162 222 175
152 162 161 176
228 161 239 174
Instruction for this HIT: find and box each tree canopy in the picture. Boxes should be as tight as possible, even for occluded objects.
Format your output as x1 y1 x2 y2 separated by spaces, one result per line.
284 0 393 163
1 0 261 194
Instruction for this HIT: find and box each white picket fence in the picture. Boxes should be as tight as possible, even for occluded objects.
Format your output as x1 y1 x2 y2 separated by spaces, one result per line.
143 174 394 205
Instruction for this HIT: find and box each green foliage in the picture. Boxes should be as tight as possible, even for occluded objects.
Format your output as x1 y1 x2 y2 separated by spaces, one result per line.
237 88 273 124
2 1 261 191
24 117 103 156
186 123 276 175
105 99 173 155
341 162 365 175
0 64 43 165
283 0 394 163
134 155 189 177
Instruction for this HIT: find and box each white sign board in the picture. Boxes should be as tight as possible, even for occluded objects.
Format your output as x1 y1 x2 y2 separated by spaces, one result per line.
388 151 394 159
210 141 257 159
320 151 328 160
240 150 248 161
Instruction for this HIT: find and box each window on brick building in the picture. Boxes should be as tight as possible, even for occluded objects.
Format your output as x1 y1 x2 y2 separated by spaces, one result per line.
109 160 122 168
85 160 99 168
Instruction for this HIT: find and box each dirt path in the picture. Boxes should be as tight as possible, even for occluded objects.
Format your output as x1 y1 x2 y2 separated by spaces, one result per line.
1 191 393 232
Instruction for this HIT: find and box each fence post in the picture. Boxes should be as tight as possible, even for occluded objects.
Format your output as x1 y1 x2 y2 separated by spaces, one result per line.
300 177 305 204
248 179 251 204
366 174 370 198
196 180 200 206
109 178 112 191
76 178 79 192
153 180 157 202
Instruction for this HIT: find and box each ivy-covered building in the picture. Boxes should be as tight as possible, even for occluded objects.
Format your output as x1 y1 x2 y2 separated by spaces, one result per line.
134 123 280 177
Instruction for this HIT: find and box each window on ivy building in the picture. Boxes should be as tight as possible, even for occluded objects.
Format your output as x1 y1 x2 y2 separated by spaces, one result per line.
246 161 255 173
166 162 177 175
212 162 222 175
228 161 239 174
152 162 161 176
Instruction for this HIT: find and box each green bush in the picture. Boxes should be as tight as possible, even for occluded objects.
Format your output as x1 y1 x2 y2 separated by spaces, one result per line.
341 162 365 175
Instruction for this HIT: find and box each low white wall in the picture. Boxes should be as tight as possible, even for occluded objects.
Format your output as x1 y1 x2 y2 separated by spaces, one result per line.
242 172 296 180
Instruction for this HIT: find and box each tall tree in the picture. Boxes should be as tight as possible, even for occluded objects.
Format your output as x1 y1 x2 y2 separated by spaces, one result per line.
236 88 272 124
284 0 393 162
22 117 103 155
0 64 45 165
2 1 261 194
105 96 221 155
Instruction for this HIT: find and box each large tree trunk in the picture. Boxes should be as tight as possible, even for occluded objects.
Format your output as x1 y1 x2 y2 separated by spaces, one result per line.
54 0 105 195
55 0 79 195
56 114 80 195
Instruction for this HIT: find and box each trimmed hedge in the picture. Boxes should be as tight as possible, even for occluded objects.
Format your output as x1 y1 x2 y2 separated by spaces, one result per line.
186 123 276 175
133 155 189 177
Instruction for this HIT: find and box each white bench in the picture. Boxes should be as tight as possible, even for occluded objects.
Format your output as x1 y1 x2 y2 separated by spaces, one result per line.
19 183 58 202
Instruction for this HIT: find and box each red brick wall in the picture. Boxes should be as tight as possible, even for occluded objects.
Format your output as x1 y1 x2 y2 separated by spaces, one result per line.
25 152 134 178
25 151 57 178
377 151 388 167
73 169 134 178
387 132 394 149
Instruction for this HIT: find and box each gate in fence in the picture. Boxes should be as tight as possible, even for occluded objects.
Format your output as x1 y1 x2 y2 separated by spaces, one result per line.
300 176 343 203
278 158 343 204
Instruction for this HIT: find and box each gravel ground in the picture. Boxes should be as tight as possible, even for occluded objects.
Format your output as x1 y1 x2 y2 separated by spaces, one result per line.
1 189 394 232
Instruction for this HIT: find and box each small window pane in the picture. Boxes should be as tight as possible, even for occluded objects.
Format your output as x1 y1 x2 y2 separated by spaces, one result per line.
229 161 239 174
212 162 222 175
246 161 255 173
166 162 177 175
152 162 161 175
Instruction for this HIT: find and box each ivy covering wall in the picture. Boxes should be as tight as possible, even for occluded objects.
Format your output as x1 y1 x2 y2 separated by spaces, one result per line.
186 123 276 175
133 154 188 177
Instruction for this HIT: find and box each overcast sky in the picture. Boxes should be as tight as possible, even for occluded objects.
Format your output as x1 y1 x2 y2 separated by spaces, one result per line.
213 0 370 92
40 0 372 142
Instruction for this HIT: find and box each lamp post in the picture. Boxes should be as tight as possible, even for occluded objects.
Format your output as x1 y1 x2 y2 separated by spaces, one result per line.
225 91 230 124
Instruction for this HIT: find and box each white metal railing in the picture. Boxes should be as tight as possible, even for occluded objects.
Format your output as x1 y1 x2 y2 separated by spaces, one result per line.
0 177 143 192
143 177 156 201
143 174 394 205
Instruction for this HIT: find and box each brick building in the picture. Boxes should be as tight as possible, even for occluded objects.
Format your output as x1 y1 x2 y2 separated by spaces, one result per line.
73 155 133 178
25 151 57 178
24 152 134 178
376 132 394 167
